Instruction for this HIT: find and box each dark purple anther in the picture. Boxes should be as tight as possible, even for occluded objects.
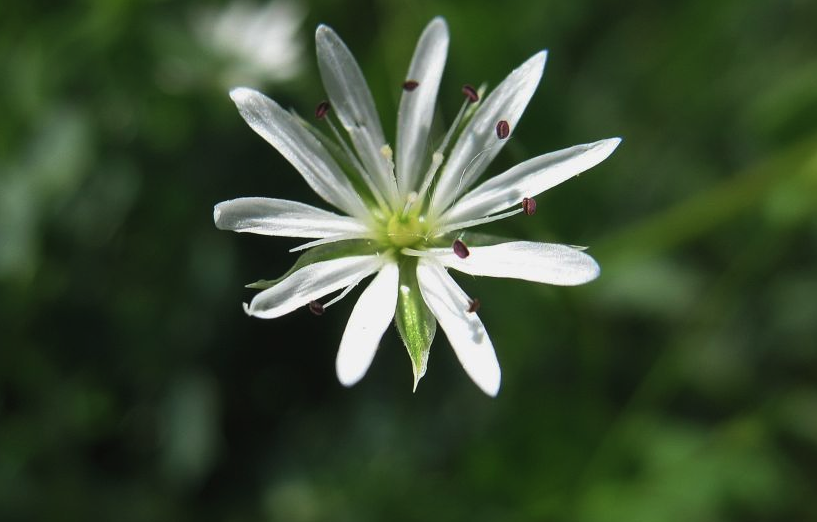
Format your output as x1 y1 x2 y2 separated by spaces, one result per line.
452 239 470 259
402 80 419 91
308 301 325 315
522 197 537 216
467 298 481 313
496 120 510 139
315 100 331 120
461 84 479 103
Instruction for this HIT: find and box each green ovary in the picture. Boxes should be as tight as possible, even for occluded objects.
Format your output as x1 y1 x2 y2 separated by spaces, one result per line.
385 213 429 248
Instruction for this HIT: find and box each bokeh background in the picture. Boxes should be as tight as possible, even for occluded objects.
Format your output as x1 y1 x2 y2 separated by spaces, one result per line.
2 0 817 520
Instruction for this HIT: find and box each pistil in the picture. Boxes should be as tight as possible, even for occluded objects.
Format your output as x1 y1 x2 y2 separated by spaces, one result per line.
386 213 428 248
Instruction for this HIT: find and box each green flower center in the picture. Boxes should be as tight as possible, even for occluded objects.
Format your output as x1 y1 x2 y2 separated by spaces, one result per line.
385 212 429 248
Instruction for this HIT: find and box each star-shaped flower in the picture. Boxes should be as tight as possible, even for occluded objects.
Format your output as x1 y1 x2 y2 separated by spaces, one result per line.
215 17 620 396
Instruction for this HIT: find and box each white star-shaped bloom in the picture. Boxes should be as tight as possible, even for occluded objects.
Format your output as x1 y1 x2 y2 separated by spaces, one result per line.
214 17 621 396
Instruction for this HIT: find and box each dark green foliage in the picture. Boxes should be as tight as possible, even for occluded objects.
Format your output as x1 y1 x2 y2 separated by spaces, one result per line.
2 0 817 520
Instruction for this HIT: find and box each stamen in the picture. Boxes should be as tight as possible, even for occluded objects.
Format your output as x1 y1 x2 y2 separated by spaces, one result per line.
400 247 444 258
401 191 418 216
467 298 481 313
324 116 363 169
447 143 500 207
496 120 510 140
452 239 470 259
289 234 366 253
408 152 444 214
463 84 487 120
522 197 537 216
407 85 483 216
461 84 479 103
308 301 325 315
402 80 419 91
438 101 469 155
435 208 523 236
315 100 331 120
323 274 368 308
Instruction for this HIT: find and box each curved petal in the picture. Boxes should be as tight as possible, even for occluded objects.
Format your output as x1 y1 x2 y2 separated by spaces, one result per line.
315 25 399 205
429 241 600 286
430 51 547 216
229 87 370 220
396 17 449 196
336 262 399 387
441 138 621 225
245 255 383 318
416 259 500 396
214 197 370 238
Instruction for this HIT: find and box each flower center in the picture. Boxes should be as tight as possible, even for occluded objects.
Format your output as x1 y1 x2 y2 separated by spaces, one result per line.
386 213 428 248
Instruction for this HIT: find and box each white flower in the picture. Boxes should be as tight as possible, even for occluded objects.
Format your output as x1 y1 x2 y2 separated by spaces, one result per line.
214 17 621 396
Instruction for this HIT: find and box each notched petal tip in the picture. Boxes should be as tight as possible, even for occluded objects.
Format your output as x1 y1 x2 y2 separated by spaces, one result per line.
213 204 222 225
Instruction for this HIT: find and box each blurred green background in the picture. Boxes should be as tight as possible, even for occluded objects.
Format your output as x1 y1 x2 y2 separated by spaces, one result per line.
2 0 817 520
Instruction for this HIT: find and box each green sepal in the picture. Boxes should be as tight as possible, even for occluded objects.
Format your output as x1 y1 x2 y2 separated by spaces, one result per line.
245 239 381 289
394 256 437 391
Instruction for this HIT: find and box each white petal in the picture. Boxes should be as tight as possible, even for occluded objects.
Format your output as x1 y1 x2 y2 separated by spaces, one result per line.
441 138 622 225
214 197 370 238
430 51 547 216
336 262 399 387
315 25 399 205
245 255 383 319
229 87 370 220
416 259 500 396
429 241 600 286
396 17 449 196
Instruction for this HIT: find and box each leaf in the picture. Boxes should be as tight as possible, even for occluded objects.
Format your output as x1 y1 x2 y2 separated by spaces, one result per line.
394 256 437 391
245 239 381 289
